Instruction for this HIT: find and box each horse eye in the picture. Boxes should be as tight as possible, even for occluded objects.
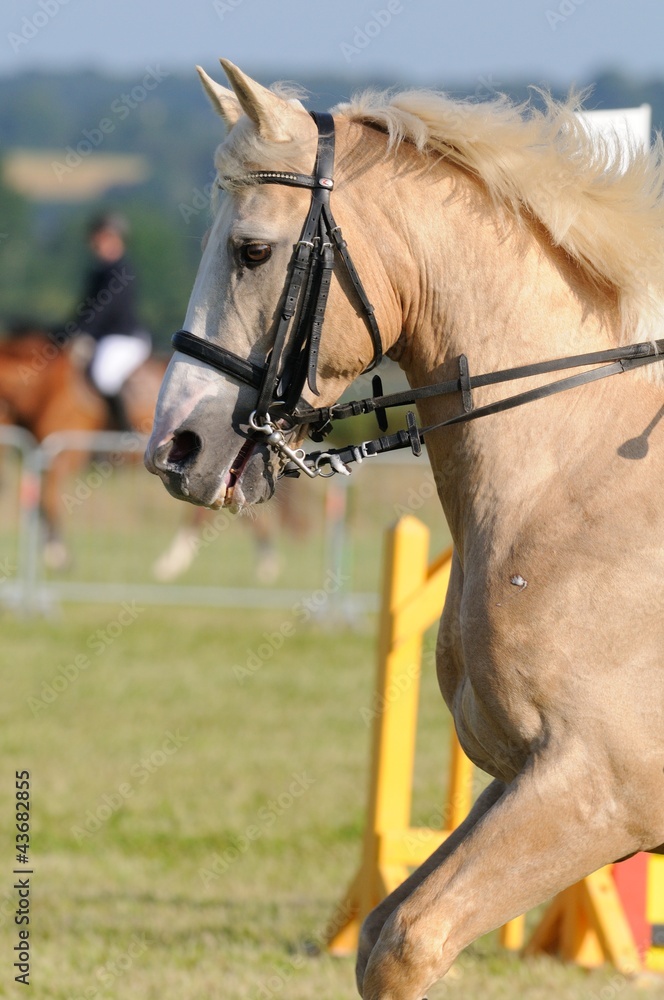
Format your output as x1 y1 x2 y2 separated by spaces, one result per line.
239 242 272 267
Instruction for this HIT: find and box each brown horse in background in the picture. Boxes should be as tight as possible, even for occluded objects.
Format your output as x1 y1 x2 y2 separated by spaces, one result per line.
0 327 161 567
0 326 308 575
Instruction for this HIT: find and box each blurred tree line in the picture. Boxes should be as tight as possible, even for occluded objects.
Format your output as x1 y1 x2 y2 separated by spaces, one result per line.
1 66 663 350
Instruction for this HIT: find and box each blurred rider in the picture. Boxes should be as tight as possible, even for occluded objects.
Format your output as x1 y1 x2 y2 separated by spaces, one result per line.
74 213 151 429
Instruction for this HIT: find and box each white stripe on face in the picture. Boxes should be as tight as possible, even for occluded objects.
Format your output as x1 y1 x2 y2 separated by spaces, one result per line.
150 352 242 444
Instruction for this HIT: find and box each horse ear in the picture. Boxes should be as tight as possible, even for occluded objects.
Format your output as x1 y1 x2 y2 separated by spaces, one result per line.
219 58 300 142
196 66 242 129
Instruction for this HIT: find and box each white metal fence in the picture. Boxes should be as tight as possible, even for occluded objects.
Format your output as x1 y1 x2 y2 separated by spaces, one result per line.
0 426 450 615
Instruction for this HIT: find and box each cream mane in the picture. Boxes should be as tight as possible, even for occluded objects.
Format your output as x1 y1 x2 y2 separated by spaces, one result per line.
216 84 664 343
335 89 664 342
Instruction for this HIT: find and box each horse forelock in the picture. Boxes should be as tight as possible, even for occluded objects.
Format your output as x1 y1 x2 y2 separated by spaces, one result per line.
211 83 314 203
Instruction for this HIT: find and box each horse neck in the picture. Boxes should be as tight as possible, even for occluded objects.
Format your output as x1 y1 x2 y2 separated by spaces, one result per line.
372 157 633 557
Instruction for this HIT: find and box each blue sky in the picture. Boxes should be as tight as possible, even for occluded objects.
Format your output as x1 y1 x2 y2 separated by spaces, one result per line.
1 0 662 88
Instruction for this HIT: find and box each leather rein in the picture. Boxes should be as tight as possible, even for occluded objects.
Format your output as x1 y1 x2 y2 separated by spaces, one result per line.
171 111 664 479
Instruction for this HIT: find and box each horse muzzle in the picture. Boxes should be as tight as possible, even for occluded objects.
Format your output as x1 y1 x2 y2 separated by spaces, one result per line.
145 427 275 508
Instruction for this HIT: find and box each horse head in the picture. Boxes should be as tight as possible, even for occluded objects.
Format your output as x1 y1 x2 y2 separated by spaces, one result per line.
145 60 400 509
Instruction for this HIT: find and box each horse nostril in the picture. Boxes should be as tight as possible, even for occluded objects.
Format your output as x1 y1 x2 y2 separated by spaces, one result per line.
169 430 202 466
153 430 202 472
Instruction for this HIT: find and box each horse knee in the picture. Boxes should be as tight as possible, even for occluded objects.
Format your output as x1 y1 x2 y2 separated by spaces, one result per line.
360 907 451 1000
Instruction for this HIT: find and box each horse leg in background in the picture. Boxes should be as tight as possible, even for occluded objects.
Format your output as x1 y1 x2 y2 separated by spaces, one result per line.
251 476 313 583
153 507 281 584
0 443 7 493
357 748 650 1000
252 476 314 582
152 505 207 582
251 507 281 584
39 449 88 571
152 478 311 584
276 473 310 541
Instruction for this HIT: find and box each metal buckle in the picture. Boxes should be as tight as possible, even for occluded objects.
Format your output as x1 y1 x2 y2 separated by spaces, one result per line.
249 410 317 478
358 441 378 460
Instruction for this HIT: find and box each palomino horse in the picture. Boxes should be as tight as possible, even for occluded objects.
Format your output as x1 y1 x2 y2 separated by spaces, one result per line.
145 61 664 999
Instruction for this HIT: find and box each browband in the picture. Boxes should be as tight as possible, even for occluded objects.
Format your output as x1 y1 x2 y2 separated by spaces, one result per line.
238 171 333 190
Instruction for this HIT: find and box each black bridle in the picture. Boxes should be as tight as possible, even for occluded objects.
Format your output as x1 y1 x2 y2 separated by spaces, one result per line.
173 110 382 477
172 111 664 479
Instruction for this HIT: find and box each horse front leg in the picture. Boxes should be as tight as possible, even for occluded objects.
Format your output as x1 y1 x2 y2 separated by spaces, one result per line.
356 778 506 992
357 748 641 1000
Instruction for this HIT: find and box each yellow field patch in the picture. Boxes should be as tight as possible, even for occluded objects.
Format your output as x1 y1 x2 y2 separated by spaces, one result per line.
3 149 150 202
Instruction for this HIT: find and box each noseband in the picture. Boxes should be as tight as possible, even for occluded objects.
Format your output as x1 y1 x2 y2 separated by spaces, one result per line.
171 112 664 479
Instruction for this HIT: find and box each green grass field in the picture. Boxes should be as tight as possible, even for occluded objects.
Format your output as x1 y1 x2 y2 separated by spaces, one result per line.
0 450 663 997
1 601 663 999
